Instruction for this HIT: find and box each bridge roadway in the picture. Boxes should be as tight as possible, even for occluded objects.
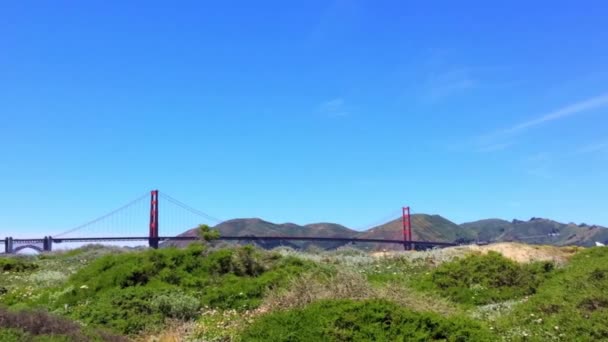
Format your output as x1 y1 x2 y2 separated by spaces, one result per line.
3 236 457 248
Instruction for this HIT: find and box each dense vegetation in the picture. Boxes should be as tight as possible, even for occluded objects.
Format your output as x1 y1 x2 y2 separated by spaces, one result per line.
417 251 554 305
12 245 321 334
0 258 38 272
0 306 125 341
1 243 607 341
241 299 492 341
497 247 608 340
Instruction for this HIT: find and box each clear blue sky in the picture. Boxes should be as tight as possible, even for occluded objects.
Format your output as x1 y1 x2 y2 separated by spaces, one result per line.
2 1 608 237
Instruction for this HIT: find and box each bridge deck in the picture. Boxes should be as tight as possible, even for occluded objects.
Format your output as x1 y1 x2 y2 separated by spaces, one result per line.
4 236 457 247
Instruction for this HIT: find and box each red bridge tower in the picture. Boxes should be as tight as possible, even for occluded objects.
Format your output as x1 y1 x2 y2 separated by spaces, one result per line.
402 206 412 250
149 190 159 249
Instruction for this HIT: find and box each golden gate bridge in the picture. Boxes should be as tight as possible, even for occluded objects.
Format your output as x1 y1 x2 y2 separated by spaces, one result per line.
1 190 456 254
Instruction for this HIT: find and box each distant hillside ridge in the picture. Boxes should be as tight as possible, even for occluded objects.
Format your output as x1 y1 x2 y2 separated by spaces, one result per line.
359 214 476 250
166 218 358 249
167 215 608 250
461 217 608 246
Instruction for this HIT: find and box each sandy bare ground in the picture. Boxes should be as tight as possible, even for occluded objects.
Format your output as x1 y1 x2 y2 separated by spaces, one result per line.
465 242 580 264
371 242 581 264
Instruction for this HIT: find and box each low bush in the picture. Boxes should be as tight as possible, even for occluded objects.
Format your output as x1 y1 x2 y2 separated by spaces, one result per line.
261 270 373 312
194 308 257 341
28 271 67 287
0 306 125 341
241 299 493 341
497 247 608 340
417 251 554 305
36 245 320 334
69 286 168 334
150 291 201 320
0 258 38 272
0 328 71 342
73 288 200 333
262 268 460 317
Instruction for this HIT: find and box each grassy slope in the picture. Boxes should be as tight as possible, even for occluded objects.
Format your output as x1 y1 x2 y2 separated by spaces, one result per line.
358 214 476 250
169 219 358 249
460 219 512 242
4 243 608 341
497 247 608 341
214 219 356 238
462 218 608 246
2 245 324 335
169 214 608 250
241 299 493 341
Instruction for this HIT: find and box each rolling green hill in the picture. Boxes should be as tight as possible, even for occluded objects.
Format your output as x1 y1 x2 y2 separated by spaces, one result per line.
168 215 608 250
357 214 477 250
462 217 608 246
167 218 357 249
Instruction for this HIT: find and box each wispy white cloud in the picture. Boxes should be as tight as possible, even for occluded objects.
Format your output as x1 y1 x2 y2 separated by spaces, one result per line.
475 92 608 153
501 93 608 135
318 98 349 117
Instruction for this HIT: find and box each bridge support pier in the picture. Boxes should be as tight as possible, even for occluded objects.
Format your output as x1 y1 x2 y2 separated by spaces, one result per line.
402 207 413 251
4 237 13 254
149 190 159 249
43 236 53 252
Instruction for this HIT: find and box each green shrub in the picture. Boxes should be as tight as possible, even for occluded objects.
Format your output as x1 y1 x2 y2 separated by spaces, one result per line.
150 291 201 320
27 271 67 287
0 307 125 341
37 245 318 334
0 258 38 272
241 299 493 341
0 327 117 341
498 247 608 340
197 224 220 242
0 329 73 342
69 286 166 334
417 252 553 305
69 287 201 334
0 329 28 342
200 256 318 309
203 245 268 277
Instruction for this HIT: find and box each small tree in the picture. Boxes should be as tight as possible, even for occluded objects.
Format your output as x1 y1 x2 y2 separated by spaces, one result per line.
198 224 220 242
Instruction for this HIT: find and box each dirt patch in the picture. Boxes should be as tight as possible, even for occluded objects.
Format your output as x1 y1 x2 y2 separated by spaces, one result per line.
370 243 581 264
466 243 580 264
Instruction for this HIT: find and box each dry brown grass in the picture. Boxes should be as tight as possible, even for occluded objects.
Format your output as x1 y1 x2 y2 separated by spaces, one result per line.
374 282 460 316
0 307 126 341
259 269 459 317
466 243 580 264
369 243 583 265
260 270 373 312
135 320 196 342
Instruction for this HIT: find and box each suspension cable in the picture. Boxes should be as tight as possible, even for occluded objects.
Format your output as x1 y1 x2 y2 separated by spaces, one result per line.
54 192 149 237
159 192 224 224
